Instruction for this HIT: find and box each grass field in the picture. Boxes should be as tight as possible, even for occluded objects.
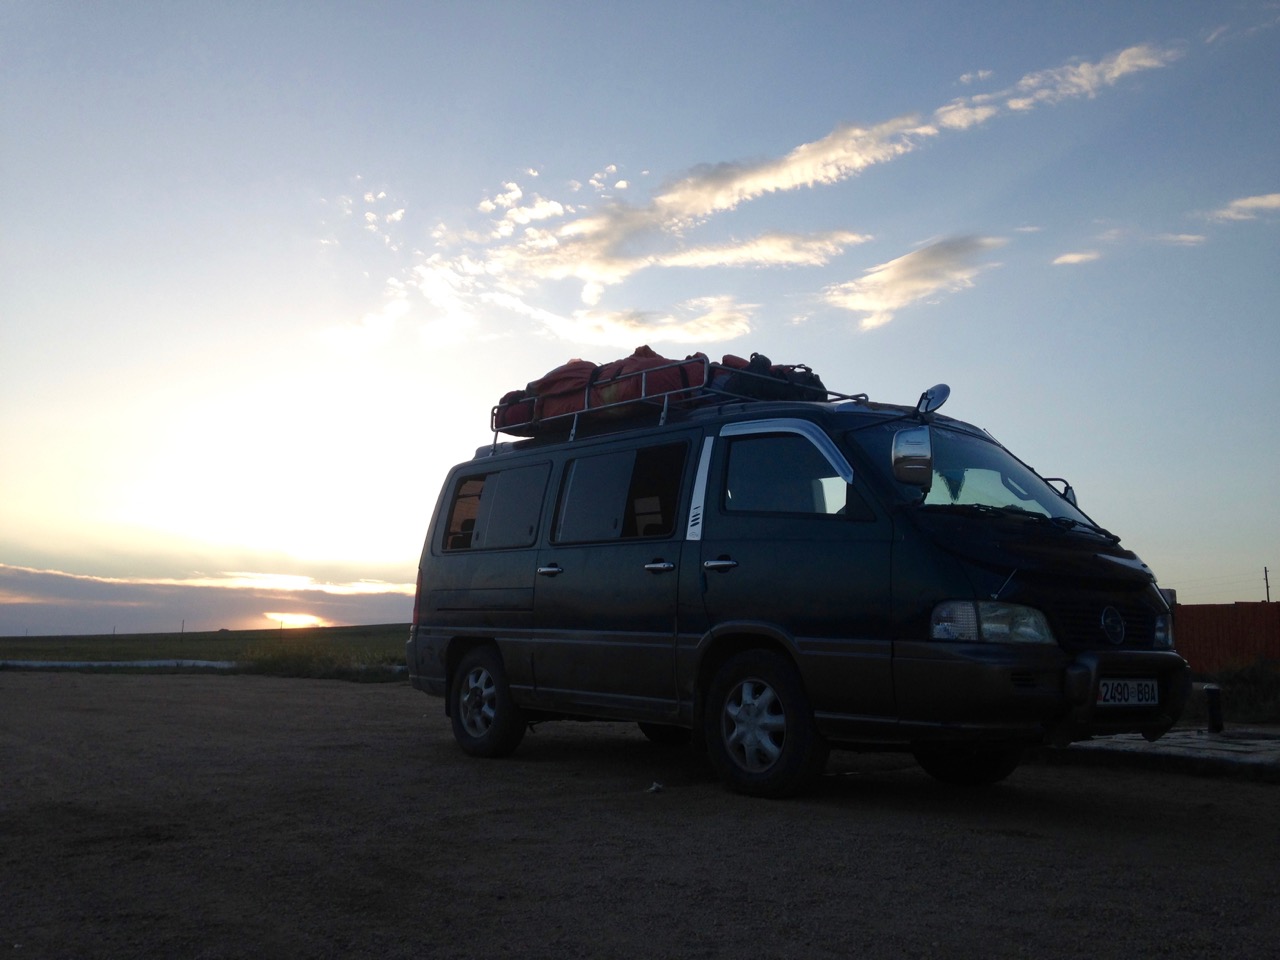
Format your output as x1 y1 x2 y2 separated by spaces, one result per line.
0 623 409 682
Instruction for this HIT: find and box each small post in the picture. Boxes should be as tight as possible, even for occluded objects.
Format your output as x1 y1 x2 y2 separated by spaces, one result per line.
1204 683 1224 734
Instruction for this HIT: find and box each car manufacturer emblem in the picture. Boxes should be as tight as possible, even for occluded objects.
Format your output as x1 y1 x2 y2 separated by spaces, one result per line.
1100 606 1126 645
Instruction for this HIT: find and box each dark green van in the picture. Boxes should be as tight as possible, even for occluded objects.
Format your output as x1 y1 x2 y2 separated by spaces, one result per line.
407 364 1189 796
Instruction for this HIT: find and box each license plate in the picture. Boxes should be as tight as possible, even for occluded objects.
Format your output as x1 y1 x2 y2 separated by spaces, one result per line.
1097 678 1159 706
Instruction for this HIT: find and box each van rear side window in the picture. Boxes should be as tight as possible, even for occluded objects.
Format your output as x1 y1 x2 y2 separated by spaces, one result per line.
442 463 550 551
554 442 686 543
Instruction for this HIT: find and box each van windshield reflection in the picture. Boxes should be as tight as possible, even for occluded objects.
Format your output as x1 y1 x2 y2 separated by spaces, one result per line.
919 427 1098 527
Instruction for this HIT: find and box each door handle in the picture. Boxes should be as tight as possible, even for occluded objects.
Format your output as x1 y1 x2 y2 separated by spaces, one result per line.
536 564 564 577
702 558 738 571
643 561 675 573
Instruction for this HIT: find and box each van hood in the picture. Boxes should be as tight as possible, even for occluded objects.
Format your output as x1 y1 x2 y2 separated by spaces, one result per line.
911 509 1156 586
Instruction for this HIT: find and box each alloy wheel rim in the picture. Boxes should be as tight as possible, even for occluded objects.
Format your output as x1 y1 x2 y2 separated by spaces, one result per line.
722 677 786 772
460 666 496 737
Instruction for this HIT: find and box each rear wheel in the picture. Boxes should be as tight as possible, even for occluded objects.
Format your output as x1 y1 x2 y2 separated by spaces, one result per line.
450 645 527 758
703 649 828 797
912 743 1023 786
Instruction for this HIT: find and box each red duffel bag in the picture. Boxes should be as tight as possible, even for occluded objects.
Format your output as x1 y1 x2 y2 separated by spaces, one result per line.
588 345 708 415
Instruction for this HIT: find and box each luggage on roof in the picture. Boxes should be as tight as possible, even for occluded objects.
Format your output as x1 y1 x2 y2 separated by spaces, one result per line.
491 345 840 437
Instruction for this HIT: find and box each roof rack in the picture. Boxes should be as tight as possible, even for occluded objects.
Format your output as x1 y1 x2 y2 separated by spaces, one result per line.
488 355 868 446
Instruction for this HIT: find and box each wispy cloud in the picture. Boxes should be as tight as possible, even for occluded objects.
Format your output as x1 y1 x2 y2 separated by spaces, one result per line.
1053 251 1102 265
1207 192 1280 222
324 43 1181 344
485 293 753 347
822 236 1007 330
656 231 872 269
935 43 1181 128
1003 44 1182 110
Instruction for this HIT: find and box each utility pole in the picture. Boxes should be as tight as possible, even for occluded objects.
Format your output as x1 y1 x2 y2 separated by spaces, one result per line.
1266 566 1271 603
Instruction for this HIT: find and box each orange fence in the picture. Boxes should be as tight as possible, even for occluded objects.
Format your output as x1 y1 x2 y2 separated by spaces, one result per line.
1174 602 1280 674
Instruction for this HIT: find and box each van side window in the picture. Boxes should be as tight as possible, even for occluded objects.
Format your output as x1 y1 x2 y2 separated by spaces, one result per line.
725 434 870 518
554 442 686 543
442 463 550 551
444 477 485 549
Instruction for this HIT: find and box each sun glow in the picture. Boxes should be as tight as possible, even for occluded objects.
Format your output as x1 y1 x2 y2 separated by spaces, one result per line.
264 612 329 629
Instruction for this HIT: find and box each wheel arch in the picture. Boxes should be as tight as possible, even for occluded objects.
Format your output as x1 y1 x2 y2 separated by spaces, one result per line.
692 622 801 729
442 635 497 717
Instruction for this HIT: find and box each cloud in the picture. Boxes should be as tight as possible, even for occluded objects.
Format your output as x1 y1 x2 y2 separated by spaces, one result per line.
823 236 1006 330
495 42 1177 302
489 293 753 347
652 116 933 224
933 44 1181 123
933 100 1001 130
328 43 1181 347
1208 193 1280 222
657 231 872 269
1052 251 1102 265
1004 43 1182 110
478 182 523 213
1155 233 1206 246
0 563 413 636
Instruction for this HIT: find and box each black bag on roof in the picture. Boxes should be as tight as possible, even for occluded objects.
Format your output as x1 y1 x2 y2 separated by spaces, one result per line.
723 353 828 401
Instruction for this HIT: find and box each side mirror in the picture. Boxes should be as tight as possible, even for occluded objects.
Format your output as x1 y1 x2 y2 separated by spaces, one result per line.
893 426 933 489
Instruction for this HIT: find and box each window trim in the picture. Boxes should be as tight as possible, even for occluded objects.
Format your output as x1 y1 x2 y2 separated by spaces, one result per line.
719 418 854 483
685 436 715 541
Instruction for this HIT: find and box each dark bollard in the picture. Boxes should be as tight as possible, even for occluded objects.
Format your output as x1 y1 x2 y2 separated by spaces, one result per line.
1204 683 1224 734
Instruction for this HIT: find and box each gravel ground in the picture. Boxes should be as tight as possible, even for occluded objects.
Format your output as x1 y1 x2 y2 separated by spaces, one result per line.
3 672 1278 960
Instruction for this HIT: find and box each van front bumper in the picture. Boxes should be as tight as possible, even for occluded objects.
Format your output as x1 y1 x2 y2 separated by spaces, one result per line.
825 643 1192 749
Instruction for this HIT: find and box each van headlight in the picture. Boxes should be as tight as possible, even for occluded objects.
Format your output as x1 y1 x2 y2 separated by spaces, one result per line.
931 601 1056 645
1153 613 1174 649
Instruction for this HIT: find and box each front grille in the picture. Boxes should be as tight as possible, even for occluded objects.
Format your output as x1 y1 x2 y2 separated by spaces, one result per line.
1041 597 1158 651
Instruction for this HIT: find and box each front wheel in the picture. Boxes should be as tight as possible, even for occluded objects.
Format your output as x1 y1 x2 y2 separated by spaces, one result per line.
913 743 1023 786
703 650 828 798
450 645 527 758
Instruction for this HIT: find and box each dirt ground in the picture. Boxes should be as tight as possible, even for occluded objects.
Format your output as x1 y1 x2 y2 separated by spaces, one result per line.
3 673 1278 960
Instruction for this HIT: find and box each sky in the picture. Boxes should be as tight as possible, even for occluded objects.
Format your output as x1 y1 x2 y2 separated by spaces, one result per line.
2 1 1279 636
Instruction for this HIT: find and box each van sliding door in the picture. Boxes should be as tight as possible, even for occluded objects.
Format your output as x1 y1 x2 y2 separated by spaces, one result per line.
531 436 695 718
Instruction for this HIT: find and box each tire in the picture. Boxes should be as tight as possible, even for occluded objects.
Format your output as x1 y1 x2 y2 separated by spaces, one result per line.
637 722 693 747
450 645 527 758
703 649 828 798
912 743 1023 786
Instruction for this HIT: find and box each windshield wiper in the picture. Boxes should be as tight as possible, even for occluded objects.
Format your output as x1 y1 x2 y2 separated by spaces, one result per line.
1008 511 1121 542
918 503 1016 519
918 503 1120 541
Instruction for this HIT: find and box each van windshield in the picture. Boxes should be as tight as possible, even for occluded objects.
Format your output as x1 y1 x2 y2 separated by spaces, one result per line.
848 422 1102 531
922 427 1091 521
